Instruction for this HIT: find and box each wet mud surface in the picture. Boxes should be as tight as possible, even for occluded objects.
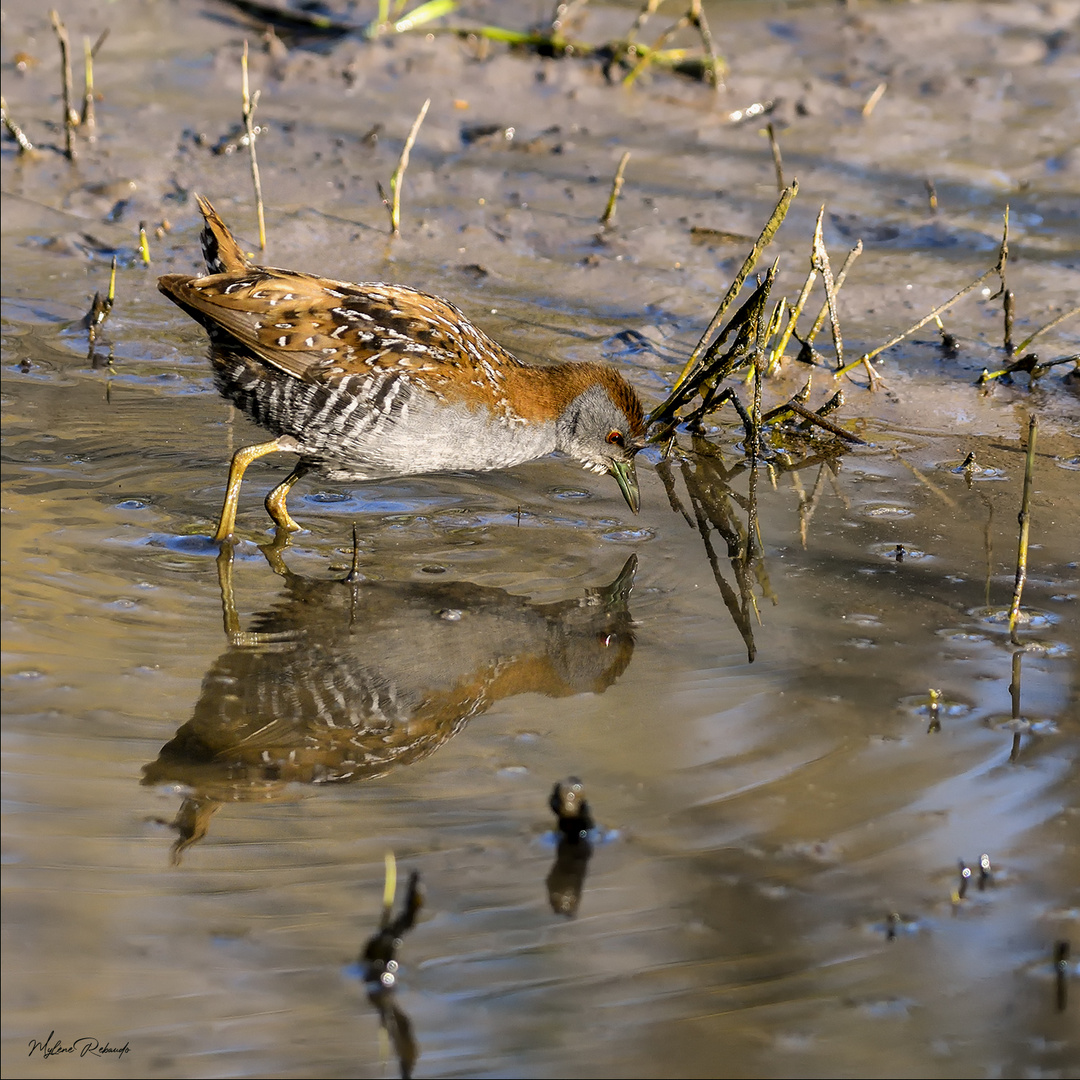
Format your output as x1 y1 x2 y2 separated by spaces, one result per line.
3 1 1078 1077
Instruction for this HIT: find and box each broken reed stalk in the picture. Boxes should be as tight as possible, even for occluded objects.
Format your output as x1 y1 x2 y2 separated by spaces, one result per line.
770 221 854 367
81 38 96 134
766 122 783 192
50 10 77 160
1055 942 1070 1013
1015 303 1080 355
804 240 862 346
599 150 631 228
1008 648 1024 761
810 208 848 374
240 41 267 254
925 178 938 214
672 179 797 390
138 222 150 265
388 97 430 237
1007 414 1037 645
1004 289 1016 355
997 204 1010 294
87 256 117 348
861 81 886 118
79 30 110 134
1 96 35 154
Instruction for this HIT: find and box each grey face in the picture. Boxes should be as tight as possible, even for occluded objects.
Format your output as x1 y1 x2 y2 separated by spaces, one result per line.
555 385 643 512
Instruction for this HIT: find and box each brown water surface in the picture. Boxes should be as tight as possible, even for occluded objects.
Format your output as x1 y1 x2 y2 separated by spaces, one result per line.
3 1 1078 1077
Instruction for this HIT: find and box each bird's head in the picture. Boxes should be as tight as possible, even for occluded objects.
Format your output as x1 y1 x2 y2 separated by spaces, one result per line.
554 374 647 513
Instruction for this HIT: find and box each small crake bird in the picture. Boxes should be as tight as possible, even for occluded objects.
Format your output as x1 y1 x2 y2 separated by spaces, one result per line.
158 197 647 541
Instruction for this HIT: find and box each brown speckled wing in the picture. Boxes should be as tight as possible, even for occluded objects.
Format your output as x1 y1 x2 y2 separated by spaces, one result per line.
158 270 524 398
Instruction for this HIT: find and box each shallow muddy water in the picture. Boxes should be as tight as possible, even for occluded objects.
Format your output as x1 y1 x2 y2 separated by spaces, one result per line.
3 1 1078 1077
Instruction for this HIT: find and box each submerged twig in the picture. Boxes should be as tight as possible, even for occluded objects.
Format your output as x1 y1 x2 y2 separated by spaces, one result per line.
785 400 866 444
1004 289 1016 356
599 150 631 229
240 41 267 253
388 97 430 237
677 454 758 662
1007 414 1037 645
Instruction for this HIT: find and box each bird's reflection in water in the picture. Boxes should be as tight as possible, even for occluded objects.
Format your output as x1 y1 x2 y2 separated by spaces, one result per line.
143 543 638 862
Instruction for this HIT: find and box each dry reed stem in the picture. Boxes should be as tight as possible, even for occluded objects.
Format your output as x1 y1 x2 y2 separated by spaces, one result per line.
1015 304 1080 355
861 81 886 117
766 122 783 192
241 41 266 253
786 401 865 444
673 180 797 389
50 10 76 160
81 38 96 134
1 97 35 153
389 97 431 236
925 178 938 214
599 150 631 228
805 240 862 344
809 210 843 367
1008 414 1037 645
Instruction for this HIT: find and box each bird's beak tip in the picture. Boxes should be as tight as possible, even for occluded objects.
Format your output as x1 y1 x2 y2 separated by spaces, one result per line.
610 459 641 514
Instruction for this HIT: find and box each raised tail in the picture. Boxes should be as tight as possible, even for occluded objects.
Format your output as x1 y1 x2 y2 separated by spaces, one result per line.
195 194 252 274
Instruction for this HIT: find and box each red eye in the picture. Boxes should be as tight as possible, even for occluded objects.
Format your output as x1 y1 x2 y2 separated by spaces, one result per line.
606 430 624 447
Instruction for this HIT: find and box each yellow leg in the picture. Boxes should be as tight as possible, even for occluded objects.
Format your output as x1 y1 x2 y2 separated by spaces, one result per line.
264 460 311 533
213 437 292 542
